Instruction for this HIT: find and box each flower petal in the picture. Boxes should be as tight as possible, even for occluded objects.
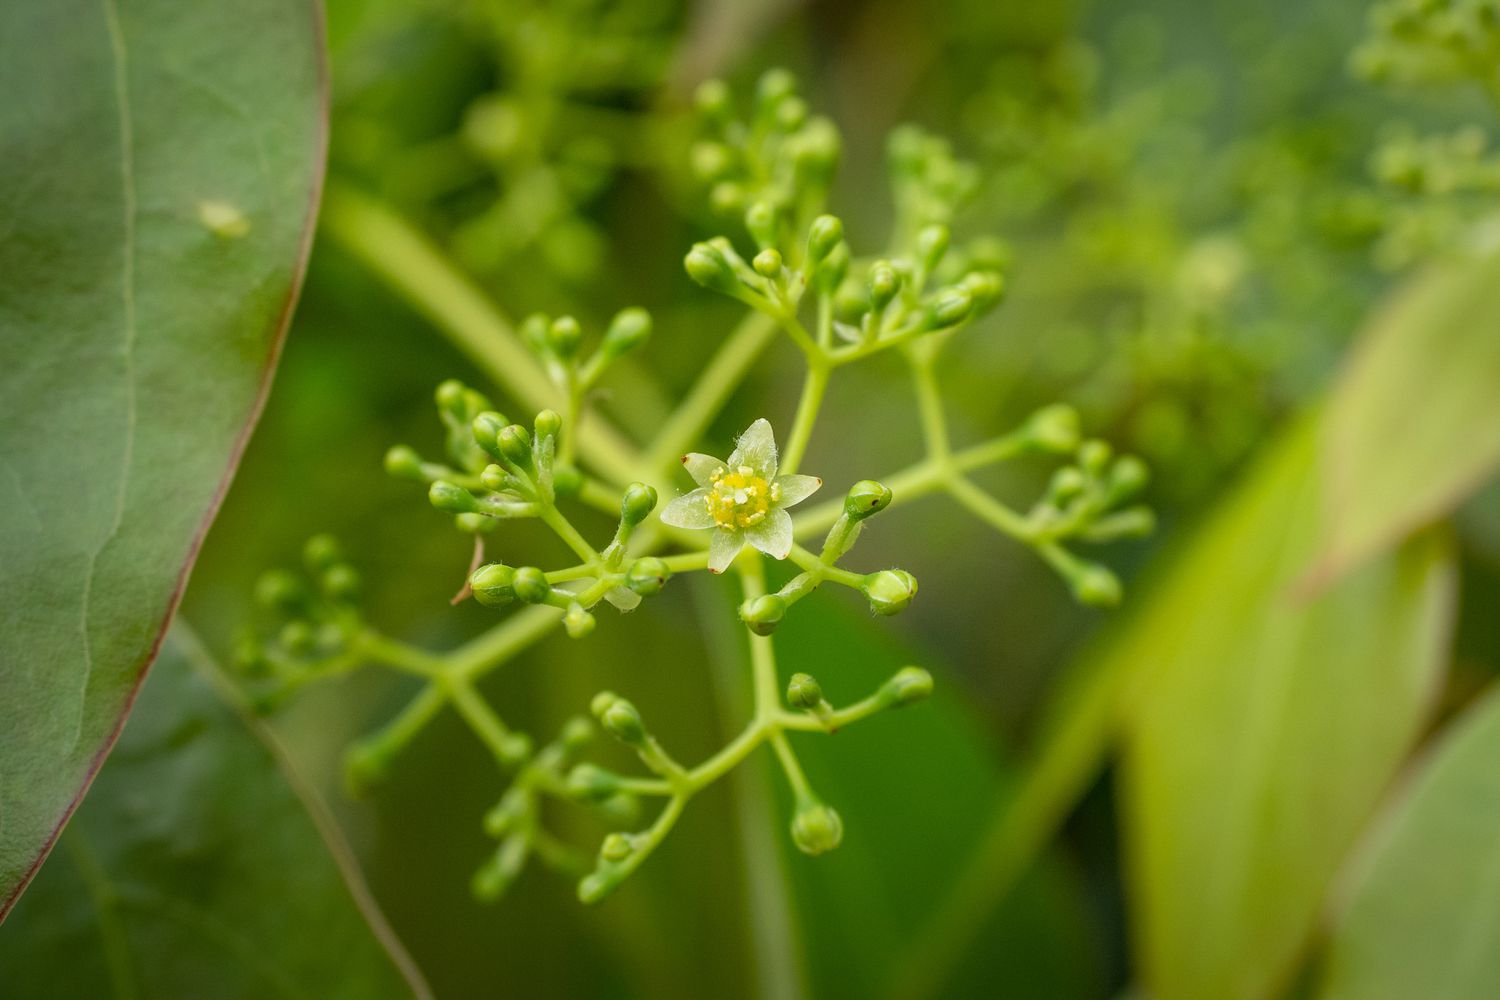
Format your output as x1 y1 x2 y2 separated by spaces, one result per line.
708 528 745 573
681 452 727 489
745 508 793 560
727 418 777 478
660 489 714 529
604 586 642 612
774 474 822 508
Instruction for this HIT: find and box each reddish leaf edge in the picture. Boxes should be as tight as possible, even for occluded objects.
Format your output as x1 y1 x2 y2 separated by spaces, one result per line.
0 0 331 924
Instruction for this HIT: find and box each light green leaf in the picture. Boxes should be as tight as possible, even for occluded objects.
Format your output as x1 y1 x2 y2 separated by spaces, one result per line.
1310 251 1500 585
0 0 325 915
1118 416 1456 1000
0 625 430 998
1316 684 1500 1000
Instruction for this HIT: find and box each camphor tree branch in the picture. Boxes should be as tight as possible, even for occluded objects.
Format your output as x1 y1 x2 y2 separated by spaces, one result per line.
235 71 1153 906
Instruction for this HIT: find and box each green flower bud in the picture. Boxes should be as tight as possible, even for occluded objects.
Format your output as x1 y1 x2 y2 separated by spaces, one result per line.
279 620 317 656
1078 439 1112 476
470 563 516 607
303 534 342 572
807 214 843 263
254 569 304 613
511 566 551 605
534 409 562 444
882 666 933 706
1108 455 1150 502
600 832 634 863
547 316 582 359
863 569 918 616
321 564 361 602
472 833 528 902
601 307 651 358
868 261 900 311
560 715 594 750
926 288 973 328
383 445 424 481
917 224 950 270
480 464 513 492
519 313 550 354
790 800 844 856
496 424 534 469
961 270 1006 312
577 870 618 905
619 559 665 598
710 180 745 214
1026 404 1081 453
756 67 797 110
471 411 509 456
232 631 265 674
455 513 499 535
499 732 533 765
566 763 621 801
745 200 779 248
1048 467 1088 504
620 483 658 526
693 78 732 121
740 594 787 636
685 242 740 293
777 95 809 130
483 788 526 837
591 692 646 744
844 480 893 520
786 673 824 710
435 378 467 416
690 140 733 182
752 248 783 279
429 480 479 514
812 241 849 293
793 118 842 178
1072 564 1122 608
564 603 596 639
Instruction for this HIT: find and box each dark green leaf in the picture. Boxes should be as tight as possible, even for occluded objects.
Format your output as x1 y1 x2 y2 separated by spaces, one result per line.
0 625 429 998
1118 416 1456 1000
0 0 325 915
1316 684 1500 1000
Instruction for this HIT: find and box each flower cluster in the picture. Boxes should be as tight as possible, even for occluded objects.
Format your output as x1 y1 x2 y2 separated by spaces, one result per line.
238 71 1152 906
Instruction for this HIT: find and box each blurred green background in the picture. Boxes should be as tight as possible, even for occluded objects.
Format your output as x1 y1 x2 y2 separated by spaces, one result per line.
23 0 1499 997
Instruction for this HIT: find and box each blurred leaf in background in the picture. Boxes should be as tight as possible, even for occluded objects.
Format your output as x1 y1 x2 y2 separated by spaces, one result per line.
0 626 429 998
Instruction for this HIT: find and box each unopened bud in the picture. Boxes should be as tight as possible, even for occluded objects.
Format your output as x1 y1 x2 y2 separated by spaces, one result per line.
429 480 479 514
926 288 973 328
882 666 933 706
601 308 652 358
1071 563 1122 607
685 242 740 293
384 445 424 481
844 480 893 520
566 763 621 801
534 409 562 443
470 563 516 607
591 692 646 744
863 569 917 615
753 248 783 279
868 262 900 311
511 566 551 605
564 603 596 639
790 800 844 856
740 594 787 635
807 215 843 263
625 557 671 596
620 483 658 526
786 673 824 710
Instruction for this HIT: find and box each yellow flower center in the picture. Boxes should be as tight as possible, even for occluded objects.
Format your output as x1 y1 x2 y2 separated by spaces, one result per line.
705 465 780 530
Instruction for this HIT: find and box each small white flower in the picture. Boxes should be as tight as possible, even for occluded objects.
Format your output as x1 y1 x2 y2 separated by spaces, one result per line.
659 418 822 573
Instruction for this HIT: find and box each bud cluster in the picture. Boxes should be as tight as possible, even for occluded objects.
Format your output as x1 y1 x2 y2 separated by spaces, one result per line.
232 534 363 710
690 69 842 251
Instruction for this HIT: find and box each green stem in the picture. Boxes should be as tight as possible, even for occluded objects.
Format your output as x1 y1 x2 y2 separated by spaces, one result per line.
909 355 950 461
780 360 830 476
320 184 641 487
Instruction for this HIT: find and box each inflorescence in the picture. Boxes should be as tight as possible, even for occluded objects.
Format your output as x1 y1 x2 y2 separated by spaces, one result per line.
237 71 1153 905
